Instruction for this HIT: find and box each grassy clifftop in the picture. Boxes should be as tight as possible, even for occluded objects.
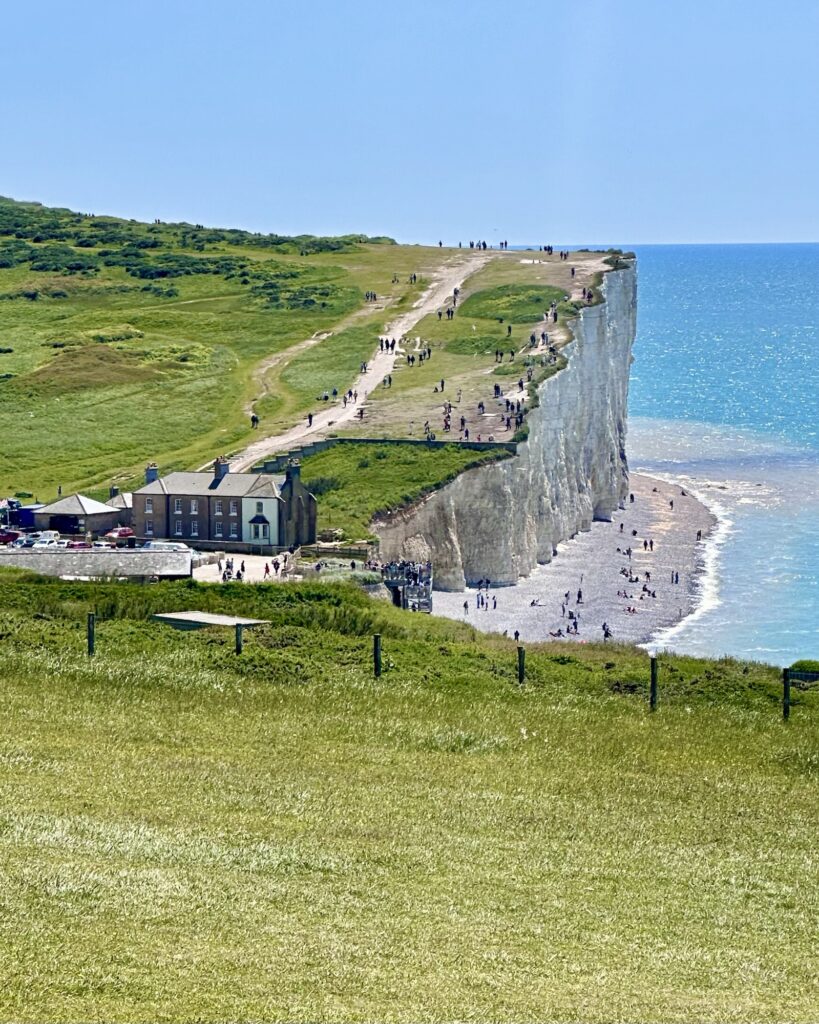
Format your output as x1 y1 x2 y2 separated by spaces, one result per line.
0 196 437 499
0 572 816 1022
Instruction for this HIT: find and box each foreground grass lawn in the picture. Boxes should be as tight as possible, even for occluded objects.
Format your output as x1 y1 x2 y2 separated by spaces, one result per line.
0 577 816 1022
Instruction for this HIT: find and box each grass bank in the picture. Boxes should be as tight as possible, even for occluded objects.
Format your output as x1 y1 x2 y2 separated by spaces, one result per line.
0 573 816 1022
298 440 512 540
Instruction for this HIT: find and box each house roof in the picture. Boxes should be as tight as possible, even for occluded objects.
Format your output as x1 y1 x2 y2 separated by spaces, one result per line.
37 493 118 517
135 471 282 499
249 514 270 525
107 492 133 509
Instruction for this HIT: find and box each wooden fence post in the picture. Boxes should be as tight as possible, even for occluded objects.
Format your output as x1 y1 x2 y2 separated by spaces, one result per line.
235 623 243 655
649 656 658 711
783 668 790 721
517 645 525 684
373 634 382 677
87 612 96 657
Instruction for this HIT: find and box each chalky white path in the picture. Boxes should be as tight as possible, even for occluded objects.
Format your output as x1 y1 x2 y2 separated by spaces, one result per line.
229 254 489 472
432 474 716 646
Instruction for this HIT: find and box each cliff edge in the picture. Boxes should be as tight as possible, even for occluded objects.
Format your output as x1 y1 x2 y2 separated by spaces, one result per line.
373 261 638 589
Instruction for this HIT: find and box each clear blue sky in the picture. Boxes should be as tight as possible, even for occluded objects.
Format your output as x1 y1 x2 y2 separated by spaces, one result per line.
3 0 817 244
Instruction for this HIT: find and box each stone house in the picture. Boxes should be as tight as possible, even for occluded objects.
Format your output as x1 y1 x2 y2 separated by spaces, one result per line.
131 457 317 549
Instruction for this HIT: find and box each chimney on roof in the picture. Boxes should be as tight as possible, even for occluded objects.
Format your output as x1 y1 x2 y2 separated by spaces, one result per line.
285 459 301 483
214 455 230 482
145 462 159 485
109 485 119 498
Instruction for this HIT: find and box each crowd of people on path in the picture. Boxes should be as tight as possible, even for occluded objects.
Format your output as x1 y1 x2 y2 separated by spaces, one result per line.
217 553 291 583
381 559 432 585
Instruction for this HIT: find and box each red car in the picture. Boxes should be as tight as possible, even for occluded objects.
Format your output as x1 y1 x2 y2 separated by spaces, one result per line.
0 529 21 544
104 526 135 540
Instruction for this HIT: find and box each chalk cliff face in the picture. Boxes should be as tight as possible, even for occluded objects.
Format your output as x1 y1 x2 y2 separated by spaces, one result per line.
374 262 638 590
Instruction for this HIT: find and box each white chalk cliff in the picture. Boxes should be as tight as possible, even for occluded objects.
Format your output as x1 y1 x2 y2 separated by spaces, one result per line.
374 262 638 590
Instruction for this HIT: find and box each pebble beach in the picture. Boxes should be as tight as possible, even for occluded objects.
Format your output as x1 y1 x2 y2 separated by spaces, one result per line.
431 473 717 647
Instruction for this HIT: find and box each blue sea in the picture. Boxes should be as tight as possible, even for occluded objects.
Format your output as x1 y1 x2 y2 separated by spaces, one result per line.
627 244 819 665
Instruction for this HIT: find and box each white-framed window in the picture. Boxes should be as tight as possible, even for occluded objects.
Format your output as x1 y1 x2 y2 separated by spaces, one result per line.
215 500 223 516
214 521 223 538
190 499 198 514
262 524 269 538
229 522 238 539
145 519 154 535
252 524 260 539
145 497 153 513
190 521 199 537
174 519 183 535
174 498 182 514
256 501 263 514
229 500 238 516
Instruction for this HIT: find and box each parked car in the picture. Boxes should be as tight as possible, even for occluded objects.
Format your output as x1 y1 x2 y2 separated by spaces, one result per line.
11 535 37 548
32 539 59 548
104 526 135 540
92 540 116 549
0 529 21 544
67 540 92 549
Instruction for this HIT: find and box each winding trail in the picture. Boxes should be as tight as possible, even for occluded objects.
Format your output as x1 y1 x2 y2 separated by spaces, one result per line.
229 253 489 472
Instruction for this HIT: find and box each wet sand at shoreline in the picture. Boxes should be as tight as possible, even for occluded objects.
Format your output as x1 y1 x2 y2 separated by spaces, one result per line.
431 473 716 646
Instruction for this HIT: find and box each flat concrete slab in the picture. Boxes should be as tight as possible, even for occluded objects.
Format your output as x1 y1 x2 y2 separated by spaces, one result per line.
152 611 269 630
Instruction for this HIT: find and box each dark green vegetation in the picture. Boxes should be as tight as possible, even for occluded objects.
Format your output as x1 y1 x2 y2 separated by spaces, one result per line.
458 282 566 322
0 196 435 500
300 441 511 540
0 570 816 1022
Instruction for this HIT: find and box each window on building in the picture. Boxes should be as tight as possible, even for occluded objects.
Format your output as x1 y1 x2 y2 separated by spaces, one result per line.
252 524 260 539
174 519 182 536
256 501 263 514
145 519 154 535
262 524 269 538
145 497 153 514
229 522 238 539
190 499 198 514
214 521 223 538
229 500 238 516
215 500 223 516
190 521 199 537
174 498 182 514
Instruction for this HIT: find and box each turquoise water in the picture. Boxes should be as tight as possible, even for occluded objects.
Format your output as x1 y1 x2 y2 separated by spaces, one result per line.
628 244 819 665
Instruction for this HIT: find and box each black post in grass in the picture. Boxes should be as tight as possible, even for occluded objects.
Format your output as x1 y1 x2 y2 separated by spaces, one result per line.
649 656 658 711
517 645 525 684
373 634 382 678
87 612 96 657
235 623 243 655
783 668 791 721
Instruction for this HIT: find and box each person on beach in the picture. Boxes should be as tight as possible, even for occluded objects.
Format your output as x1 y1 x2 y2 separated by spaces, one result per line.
514 630 520 641
463 601 468 615
264 562 270 579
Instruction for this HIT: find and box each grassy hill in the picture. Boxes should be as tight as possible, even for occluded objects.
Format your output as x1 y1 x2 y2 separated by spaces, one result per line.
0 571 816 1022
0 196 448 500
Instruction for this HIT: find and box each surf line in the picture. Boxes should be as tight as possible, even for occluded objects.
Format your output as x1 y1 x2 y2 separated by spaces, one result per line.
641 474 733 654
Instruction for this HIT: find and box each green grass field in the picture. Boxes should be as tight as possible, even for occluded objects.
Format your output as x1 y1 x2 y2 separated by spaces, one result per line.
0 196 448 500
0 572 816 1022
